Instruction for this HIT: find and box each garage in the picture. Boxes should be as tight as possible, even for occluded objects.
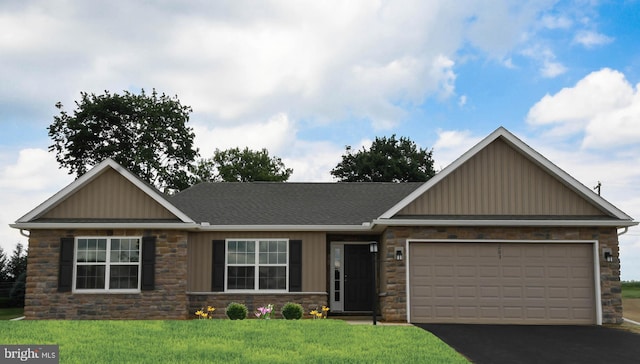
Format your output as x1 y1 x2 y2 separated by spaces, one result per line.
408 241 598 325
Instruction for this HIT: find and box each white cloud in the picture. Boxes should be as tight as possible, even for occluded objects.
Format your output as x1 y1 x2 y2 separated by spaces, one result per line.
573 30 614 48
527 68 640 147
540 60 567 78
0 148 73 254
521 45 567 78
433 129 483 169
193 113 295 158
0 0 558 131
540 14 573 29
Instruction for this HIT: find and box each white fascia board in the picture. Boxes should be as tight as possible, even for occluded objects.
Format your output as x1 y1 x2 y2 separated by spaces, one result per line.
16 159 194 224
379 127 634 221
373 218 639 227
10 222 198 230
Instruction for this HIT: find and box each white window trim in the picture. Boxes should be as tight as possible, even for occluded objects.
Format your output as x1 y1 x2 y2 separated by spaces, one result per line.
224 238 289 293
72 236 142 294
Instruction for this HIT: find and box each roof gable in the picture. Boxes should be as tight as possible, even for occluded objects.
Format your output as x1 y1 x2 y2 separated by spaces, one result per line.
17 159 193 223
381 127 633 221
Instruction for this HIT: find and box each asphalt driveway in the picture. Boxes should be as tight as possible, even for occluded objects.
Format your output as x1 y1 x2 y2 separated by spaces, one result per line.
417 324 640 364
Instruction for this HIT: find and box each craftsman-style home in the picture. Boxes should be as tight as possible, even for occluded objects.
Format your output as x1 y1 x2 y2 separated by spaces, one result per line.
12 127 636 324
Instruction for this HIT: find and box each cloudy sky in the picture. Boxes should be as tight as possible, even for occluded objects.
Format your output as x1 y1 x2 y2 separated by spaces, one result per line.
1 0 640 279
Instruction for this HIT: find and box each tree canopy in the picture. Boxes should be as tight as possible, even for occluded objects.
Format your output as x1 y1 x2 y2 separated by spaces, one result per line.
331 135 436 182
193 147 293 182
48 89 199 193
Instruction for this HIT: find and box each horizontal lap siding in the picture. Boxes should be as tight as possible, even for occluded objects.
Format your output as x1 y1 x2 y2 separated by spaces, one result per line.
187 232 326 292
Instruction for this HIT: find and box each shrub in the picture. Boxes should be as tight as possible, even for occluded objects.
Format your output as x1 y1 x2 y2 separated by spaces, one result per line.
281 302 303 320
226 302 248 320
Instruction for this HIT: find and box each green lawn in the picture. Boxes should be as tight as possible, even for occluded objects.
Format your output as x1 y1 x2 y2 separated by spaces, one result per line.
622 281 640 299
0 320 468 363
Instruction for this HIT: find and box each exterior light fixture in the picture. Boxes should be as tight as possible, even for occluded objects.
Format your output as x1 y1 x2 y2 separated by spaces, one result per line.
395 247 404 261
603 248 614 263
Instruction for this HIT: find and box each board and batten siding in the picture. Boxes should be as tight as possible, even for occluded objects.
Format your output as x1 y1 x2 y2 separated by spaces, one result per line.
42 169 177 220
398 138 606 217
187 232 326 292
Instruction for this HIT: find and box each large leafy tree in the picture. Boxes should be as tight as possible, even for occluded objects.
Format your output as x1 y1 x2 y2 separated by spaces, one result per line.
193 147 293 182
331 135 436 182
48 89 199 192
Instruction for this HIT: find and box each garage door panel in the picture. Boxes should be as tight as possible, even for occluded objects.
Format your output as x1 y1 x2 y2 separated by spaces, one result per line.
409 242 595 325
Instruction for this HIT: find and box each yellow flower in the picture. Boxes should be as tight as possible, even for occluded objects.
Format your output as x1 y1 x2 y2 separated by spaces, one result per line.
202 313 208 318
322 306 330 312
195 310 203 316
207 306 216 312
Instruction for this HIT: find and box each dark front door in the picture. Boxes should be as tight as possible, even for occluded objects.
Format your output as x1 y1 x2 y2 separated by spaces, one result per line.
344 244 373 311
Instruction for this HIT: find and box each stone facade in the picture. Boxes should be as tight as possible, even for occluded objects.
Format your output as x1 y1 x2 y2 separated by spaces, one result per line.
188 293 328 319
25 229 189 320
379 226 622 324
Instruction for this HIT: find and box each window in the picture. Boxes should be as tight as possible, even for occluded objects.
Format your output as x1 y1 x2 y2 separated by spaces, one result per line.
74 237 141 292
226 239 288 291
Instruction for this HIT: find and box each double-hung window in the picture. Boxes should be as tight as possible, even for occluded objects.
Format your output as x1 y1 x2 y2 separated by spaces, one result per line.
74 237 141 292
226 239 288 291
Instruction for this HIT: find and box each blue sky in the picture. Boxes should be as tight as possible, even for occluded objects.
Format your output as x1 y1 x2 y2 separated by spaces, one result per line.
1 0 640 279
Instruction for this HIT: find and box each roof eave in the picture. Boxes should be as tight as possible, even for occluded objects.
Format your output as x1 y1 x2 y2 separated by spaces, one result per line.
10 222 198 230
373 218 639 228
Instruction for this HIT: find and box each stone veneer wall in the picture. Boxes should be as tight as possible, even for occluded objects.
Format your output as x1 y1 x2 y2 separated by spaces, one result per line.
25 229 189 320
188 293 328 319
380 226 622 324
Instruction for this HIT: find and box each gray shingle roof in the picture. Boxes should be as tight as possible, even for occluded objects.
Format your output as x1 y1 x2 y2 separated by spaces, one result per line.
170 182 423 225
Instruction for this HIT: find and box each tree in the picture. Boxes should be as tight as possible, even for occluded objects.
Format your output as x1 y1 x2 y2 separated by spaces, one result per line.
48 89 199 193
0 246 8 283
193 147 293 182
331 135 436 182
7 243 27 281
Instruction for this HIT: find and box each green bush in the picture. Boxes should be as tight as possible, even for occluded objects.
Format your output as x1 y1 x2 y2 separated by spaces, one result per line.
281 302 303 320
226 302 248 320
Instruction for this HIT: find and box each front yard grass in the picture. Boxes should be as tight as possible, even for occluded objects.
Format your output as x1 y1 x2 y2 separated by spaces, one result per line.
0 320 468 363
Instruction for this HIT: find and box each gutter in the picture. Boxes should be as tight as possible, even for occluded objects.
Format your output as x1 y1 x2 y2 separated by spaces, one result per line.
372 218 639 228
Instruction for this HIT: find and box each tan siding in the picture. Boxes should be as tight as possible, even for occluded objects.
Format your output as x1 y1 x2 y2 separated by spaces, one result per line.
187 232 327 292
43 169 176 219
399 138 606 216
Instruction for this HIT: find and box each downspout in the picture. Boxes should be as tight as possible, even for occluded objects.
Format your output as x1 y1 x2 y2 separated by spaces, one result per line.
618 227 629 236
19 229 30 238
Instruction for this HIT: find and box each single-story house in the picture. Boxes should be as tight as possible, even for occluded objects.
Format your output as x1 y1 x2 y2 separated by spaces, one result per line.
11 127 637 324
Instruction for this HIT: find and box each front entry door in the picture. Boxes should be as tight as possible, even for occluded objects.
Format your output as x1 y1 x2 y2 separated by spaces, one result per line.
344 244 373 311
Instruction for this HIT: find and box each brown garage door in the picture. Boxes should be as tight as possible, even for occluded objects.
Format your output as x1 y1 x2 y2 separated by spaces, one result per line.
409 242 596 324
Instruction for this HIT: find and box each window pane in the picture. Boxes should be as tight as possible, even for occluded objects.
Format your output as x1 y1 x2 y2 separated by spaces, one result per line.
111 238 140 263
259 252 267 264
227 266 255 290
259 266 286 290
277 240 286 253
109 265 139 289
76 265 105 289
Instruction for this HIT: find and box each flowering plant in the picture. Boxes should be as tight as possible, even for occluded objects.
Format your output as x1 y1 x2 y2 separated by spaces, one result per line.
310 305 330 319
195 305 215 319
255 304 274 319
